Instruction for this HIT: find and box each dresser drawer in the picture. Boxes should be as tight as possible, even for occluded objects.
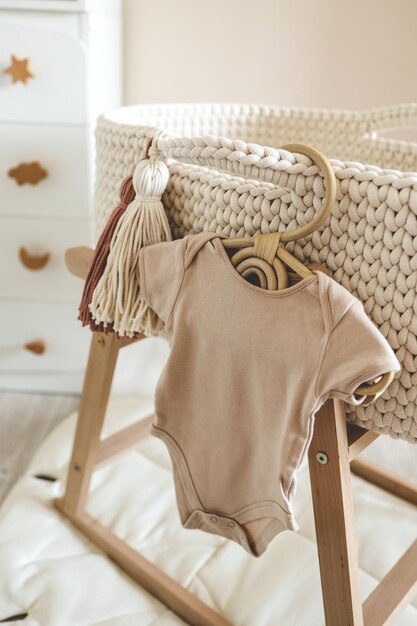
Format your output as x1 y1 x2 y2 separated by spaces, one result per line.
0 300 90 372
0 123 89 218
0 17 87 124
0 216 90 302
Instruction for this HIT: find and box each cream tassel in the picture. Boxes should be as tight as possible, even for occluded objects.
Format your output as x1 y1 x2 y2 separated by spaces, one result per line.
89 155 172 337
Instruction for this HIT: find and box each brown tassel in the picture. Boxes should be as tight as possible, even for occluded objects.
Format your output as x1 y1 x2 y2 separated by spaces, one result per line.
78 138 153 333
78 176 136 332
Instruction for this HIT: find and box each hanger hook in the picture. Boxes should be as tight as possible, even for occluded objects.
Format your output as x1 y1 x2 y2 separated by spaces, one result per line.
279 143 337 242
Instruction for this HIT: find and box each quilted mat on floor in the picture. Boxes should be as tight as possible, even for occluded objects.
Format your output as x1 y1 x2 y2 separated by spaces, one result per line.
0 397 416 626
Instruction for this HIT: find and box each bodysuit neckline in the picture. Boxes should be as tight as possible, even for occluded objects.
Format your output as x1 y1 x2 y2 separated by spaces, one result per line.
211 235 319 297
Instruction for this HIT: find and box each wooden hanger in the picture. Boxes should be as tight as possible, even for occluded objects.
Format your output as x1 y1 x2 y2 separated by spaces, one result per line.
223 143 336 287
221 143 394 400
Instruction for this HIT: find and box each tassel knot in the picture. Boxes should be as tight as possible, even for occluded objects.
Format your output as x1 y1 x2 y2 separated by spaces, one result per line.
133 158 169 200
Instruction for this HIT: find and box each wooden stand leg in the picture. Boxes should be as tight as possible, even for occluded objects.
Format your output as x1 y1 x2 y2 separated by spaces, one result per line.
58 331 120 516
310 401 417 625
350 457 417 507
308 399 364 626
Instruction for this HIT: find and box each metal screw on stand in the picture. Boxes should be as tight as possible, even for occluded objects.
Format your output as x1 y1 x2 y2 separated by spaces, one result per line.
316 451 329 464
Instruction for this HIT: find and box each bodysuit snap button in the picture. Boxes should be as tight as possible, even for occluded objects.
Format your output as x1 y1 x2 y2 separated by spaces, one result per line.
210 515 219 523
227 521 235 527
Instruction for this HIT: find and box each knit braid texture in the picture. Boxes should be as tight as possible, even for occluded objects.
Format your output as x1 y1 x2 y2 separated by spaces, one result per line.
93 103 417 443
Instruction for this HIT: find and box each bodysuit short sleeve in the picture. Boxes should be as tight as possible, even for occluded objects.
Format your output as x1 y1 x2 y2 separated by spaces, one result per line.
138 238 187 323
316 299 401 406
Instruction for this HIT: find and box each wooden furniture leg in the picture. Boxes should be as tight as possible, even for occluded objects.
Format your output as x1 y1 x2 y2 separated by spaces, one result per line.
309 398 364 626
351 457 417 507
57 331 120 516
309 399 417 626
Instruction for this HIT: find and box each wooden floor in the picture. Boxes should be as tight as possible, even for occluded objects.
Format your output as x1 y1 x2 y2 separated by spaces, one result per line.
0 392 79 504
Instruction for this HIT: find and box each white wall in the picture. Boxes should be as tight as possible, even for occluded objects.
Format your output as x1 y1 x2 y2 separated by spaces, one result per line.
122 0 417 110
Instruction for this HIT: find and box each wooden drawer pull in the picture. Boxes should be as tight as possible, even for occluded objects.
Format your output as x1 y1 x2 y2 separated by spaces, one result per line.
3 54 34 84
24 340 46 355
8 161 48 186
19 247 50 271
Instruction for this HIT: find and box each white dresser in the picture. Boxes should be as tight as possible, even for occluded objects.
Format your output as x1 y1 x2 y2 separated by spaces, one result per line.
0 0 122 392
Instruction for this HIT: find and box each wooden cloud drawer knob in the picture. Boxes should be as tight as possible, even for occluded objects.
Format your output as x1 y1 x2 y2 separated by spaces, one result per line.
8 162 48 186
24 340 46 355
19 247 50 271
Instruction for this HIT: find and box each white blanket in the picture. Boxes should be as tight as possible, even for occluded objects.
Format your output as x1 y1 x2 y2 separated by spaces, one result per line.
0 396 416 625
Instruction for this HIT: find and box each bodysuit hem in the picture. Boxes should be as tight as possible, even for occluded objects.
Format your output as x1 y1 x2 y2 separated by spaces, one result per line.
151 422 299 557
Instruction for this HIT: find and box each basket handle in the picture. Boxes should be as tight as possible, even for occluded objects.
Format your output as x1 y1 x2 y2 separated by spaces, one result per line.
154 137 337 241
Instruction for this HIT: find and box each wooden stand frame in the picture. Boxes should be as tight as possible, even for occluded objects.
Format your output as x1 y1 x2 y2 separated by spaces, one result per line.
54 331 417 626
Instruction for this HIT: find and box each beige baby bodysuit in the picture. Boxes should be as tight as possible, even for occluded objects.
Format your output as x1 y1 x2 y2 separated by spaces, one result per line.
138 232 401 557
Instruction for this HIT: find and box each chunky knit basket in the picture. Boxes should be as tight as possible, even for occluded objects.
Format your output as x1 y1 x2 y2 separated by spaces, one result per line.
93 103 417 443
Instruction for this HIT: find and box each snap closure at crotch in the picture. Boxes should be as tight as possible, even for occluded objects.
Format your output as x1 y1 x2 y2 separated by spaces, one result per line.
183 508 252 550
181 505 296 558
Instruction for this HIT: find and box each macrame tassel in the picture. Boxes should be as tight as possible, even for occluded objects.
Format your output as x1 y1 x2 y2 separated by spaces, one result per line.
89 157 172 337
78 175 136 332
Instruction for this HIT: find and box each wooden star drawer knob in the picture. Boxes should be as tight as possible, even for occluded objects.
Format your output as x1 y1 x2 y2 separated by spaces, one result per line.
8 161 48 186
24 340 46 355
19 247 50 271
4 54 34 84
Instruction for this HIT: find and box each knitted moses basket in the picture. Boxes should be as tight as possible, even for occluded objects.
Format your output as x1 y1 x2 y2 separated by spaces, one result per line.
92 103 417 443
